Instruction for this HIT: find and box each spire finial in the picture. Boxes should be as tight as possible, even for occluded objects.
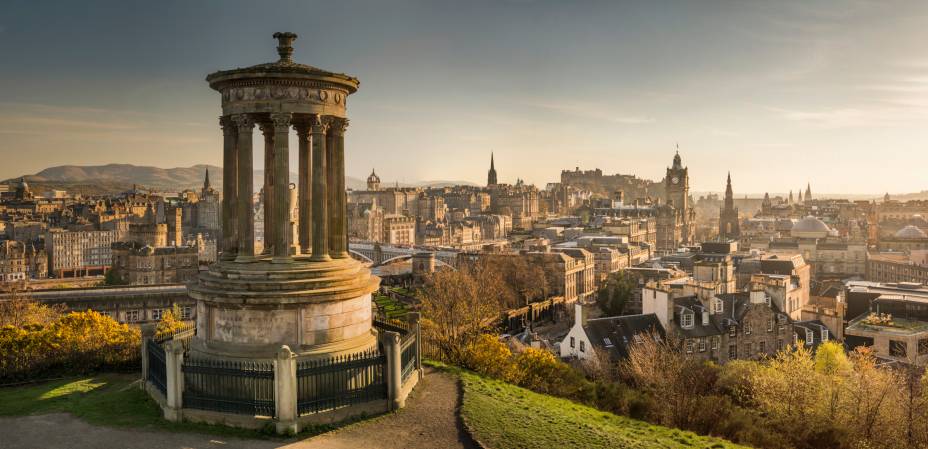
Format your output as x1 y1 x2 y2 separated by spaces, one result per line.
272 32 298 63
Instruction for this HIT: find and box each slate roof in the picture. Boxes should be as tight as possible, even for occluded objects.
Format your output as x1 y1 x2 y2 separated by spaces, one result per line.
584 314 664 360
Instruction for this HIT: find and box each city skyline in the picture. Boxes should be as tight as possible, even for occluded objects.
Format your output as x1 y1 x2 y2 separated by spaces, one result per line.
2 0 928 194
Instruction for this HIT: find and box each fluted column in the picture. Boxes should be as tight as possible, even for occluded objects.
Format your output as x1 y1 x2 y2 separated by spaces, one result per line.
310 115 329 261
294 120 312 254
327 117 349 258
260 122 275 255
270 112 292 263
232 114 256 262
219 116 238 261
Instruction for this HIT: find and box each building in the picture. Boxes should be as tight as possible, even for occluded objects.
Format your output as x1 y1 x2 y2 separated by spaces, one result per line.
110 241 199 285
718 173 740 240
867 250 928 285
45 229 117 277
845 281 928 365
487 153 497 187
560 303 664 362
0 240 47 282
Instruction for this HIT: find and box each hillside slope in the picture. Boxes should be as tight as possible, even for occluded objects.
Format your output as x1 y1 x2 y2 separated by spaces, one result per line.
459 370 746 449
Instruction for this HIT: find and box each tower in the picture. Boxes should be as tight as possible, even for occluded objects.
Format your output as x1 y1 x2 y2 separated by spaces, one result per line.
664 150 689 211
487 152 498 186
366 168 381 191
719 173 740 240
203 167 212 192
805 183 812 201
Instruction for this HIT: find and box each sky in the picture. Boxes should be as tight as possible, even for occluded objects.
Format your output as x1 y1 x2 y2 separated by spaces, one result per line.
1 0 927 195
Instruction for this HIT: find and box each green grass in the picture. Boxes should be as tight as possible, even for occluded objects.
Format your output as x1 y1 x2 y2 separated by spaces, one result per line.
0 374 330 440
459 370 749 449
373 294 408 318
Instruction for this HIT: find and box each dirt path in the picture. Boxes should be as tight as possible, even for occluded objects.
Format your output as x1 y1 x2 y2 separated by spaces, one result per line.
0 368 478 449
282 367 478 449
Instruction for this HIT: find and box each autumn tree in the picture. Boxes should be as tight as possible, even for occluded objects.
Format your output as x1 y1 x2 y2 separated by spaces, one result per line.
418 262 507 363
0 282 64 327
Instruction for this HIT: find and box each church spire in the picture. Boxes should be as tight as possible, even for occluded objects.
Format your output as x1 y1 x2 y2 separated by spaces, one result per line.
805 182 812 201
203 167 211 191
487 152 498 186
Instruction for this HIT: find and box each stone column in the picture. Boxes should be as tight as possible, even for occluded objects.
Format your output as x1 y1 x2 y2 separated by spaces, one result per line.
381 330 403 410
233 114 256 262
270 113 292 263
220 116 238 260
274 345 298 434
295 120 312 254
163 339 185 422
260 122 275 255
310 115 329 261
327 118 349 258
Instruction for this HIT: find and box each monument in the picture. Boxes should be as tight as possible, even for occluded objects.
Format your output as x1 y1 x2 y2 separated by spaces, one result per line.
190 31 379 360
143 33 421 435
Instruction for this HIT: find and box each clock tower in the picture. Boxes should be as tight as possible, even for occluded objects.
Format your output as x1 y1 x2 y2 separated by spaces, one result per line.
665 150 689 210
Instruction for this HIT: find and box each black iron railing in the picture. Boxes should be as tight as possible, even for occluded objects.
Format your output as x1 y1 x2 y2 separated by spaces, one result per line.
296 349 387 416
146 338 167 396
182 358 275 417
400 334 417 382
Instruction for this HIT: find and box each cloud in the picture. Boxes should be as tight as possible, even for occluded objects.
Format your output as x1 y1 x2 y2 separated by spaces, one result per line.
769 105 928 128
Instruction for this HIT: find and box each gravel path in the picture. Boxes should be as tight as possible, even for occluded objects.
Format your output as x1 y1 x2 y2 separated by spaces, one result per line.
0 368 477 449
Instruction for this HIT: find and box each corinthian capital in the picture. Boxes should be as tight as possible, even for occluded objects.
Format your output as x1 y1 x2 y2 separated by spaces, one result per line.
308 114 328 134
328 117 349 135
231 113 255 131
270 112 292 130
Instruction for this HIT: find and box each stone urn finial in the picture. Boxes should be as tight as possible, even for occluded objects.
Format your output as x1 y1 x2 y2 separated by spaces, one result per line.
273 32 298 63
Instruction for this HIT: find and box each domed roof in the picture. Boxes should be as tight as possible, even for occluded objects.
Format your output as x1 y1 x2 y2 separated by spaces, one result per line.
792 216 830 233
895 225 928 239
367 169 380 184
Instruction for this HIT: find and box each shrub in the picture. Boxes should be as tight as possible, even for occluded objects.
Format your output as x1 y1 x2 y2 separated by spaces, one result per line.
462 334 517 382
0 310 140 382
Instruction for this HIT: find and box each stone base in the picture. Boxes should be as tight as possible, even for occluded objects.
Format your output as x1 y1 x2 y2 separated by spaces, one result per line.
188 255 380 355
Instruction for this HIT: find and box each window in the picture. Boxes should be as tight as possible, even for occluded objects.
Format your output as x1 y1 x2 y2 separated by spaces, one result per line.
759 341 766 354
729 326 737 337
890 340 907 358
151 309 163 321
728 344 737 360
685 339 694 353
604 337 613 347
745 323 752 335
126 310 140 322
698 338 707 352
805 329 814 346
777 339 783 350
768 318 774 332
711 336 719 350
579 341 585 352
822 329 829 342
711 298 723 314
181 306 193 320
919 339 928 356
681 312 694 329
744 342 752 356
570 336 575 348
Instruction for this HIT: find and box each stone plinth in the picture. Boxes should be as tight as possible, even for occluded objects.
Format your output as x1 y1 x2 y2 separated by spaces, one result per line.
188 255 379 359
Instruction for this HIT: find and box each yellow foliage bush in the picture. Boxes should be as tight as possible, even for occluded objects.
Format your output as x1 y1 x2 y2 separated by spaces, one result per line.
462 334 517 382
154 306 189 341
0 310 141 382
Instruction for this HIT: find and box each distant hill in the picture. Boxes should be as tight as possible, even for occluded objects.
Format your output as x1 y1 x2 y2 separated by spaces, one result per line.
5 164 477 196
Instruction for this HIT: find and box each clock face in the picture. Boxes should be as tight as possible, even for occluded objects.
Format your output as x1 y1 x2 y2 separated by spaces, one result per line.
671 176 680 185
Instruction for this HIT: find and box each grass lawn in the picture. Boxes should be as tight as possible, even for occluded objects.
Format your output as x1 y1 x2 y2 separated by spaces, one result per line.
459 370 749 449
0 374 330 439
373 294 409 318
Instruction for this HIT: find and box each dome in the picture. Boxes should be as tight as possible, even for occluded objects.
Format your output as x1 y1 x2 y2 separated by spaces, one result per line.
791 216 831 237
367 169 380 184
894 225 927 240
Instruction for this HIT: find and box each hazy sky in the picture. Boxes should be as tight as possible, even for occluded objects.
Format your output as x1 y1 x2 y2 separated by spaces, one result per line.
1 0 927 194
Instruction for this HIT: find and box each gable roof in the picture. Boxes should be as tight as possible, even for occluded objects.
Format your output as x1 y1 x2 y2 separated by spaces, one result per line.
583 314 664 360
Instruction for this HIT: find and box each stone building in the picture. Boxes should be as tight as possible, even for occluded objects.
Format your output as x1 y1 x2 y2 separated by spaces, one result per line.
45 229 116 277
110 241 198 285
0 240 47 282
867 250 928 285
718 173 740 240
845 281 928 365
